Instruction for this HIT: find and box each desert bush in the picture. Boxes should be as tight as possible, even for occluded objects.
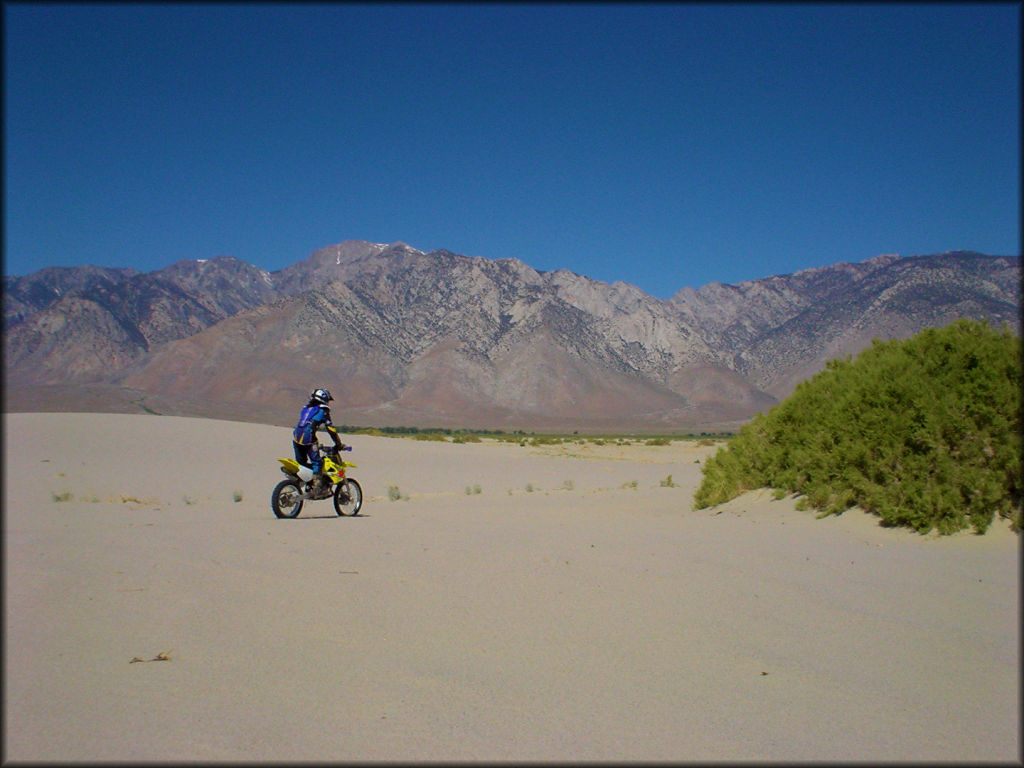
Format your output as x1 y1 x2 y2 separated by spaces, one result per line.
387 485 404 501
694 320 1022 535
530 436 563 446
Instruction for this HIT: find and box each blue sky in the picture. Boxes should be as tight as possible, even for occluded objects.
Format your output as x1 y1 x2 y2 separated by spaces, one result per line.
4 3 1019 298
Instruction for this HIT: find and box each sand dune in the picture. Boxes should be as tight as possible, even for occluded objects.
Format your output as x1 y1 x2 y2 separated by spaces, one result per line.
4 412 1019 761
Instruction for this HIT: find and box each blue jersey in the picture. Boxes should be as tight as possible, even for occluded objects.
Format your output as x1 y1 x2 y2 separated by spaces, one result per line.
293 404 333 445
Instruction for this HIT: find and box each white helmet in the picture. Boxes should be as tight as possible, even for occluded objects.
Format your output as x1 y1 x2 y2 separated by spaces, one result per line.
310 388 333 405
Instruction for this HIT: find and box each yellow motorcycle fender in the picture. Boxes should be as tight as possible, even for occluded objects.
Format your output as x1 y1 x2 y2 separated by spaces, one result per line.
278 458 314 481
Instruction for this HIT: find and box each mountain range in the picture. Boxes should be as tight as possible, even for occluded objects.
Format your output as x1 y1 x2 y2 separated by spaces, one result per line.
4 242 1020 432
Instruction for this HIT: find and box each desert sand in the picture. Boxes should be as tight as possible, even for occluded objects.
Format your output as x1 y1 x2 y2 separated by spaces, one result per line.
4 412 1020 761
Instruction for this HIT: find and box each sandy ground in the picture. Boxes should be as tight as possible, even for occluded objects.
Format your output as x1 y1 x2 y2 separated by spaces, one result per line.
4 412 1020 762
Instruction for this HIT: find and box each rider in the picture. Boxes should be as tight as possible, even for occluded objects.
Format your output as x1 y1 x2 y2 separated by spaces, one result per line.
293 388 345 487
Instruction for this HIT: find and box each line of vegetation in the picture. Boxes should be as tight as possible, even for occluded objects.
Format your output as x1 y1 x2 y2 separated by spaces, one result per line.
338 424 733 444
693 320 1022 535
339 425 508 437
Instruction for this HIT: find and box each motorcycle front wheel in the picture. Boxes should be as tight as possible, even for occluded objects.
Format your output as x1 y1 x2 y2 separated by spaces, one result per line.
271 479 304 518
334 478 362 516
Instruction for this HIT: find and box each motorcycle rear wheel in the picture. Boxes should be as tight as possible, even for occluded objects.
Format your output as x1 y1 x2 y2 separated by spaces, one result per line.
334 478 362 516
271 478 304 518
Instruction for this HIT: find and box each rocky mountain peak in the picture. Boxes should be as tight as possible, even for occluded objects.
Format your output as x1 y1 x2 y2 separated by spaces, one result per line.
3 243 1019 431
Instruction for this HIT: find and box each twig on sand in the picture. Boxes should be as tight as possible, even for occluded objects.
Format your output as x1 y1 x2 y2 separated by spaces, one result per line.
130 650 172 663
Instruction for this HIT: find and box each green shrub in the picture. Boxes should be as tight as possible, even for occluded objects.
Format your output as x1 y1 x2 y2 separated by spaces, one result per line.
694 320 1022 535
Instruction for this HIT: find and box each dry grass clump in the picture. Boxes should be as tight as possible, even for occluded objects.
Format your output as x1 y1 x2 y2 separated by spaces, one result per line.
130 650 171 663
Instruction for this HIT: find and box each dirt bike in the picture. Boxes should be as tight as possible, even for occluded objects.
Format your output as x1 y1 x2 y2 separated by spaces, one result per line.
271 444 363 518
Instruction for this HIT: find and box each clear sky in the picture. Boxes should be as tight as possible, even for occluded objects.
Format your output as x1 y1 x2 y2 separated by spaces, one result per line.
4 3 1019 298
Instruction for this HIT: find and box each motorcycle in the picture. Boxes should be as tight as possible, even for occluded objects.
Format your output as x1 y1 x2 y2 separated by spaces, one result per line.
271 444 363 518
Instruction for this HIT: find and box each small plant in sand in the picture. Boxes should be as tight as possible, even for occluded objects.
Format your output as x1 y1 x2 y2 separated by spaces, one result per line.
621 479 639 490
525 482 535 493
646 437 671 446
659 474 677 487
51 490 74 502
530 436 563 446
387 485 407 501
464 484 482 495
562 479 574 491
183 495 197 506
232 490 243 502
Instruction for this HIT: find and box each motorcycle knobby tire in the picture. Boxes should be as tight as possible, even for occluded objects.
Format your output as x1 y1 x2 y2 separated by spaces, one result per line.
271 478 304 519
334 478 363 516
